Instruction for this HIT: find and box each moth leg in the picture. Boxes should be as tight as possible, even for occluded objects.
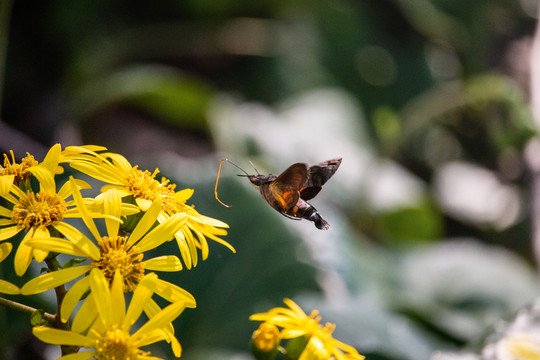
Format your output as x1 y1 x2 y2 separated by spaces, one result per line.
280 213 301 221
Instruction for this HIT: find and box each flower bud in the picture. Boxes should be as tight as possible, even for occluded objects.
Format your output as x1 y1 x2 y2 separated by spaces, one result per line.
250 322 281 360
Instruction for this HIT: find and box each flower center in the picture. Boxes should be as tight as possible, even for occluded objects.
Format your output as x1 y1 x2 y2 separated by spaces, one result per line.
11 191 67 229
1 151 38 183
94 326 148 360
91 236 145 292
126 167 178 213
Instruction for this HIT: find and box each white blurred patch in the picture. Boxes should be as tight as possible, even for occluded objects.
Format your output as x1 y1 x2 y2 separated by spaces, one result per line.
434 162 521 230
209 89 368 200
209 88 426 211
365 159 425 211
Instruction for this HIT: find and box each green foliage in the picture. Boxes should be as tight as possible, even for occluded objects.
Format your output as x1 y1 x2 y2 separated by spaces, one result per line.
29 309 49 327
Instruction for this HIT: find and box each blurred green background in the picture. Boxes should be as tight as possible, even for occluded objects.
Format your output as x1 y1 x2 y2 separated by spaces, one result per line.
1 1 540 359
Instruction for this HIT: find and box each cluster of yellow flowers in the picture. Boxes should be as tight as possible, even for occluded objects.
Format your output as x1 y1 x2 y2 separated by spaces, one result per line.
0 144 232 358
250 298 365 360
0 144 364 359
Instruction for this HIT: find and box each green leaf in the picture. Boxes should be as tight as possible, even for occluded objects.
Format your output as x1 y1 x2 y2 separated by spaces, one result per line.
62 258 87 269
30 309 50 327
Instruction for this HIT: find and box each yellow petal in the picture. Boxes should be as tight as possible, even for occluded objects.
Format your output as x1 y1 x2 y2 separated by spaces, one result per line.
143 298 162 318
89 269 112 326
154 278 195 308
58 178 91 200
0 279 20 294
106 153 133 172
32 247 49 263
0 204 13 217
41 144 62 174
54 222 100 260
126 198 161 247
32 227 50 262
283 298 307 317
101 185 132 197
136 213 186 253
26 237 89 258
63 145 107 155
69 177 102 243
134 329 170 348
21 265 91 295
121 202 141 216
14 238 34 276
71 294 98 334
142 256 182 272
143 299 177 352
133 302 186 341
0 225 22 241
170 335 183 357
123 273 158 330
175 231 193 270
100 189 122 238
0 218 13 226
188 213 229 228
61 276 90 323
174 188 194 203
110 270 125 326
70 162 124 185
0 242 12 262
32 326 92 347
185 226 200 267
194 226 235 254
188 226 206 263
0 174 15 196
28 167 56 194
135 197 153 212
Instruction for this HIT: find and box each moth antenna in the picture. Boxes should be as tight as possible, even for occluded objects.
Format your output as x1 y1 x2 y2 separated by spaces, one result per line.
224 159 250 176
215 159 232 208
249 160 261 175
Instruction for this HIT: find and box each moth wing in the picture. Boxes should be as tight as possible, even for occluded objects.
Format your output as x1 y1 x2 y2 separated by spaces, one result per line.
300 158 342 200
275 163 308 190
264 163 307 211
265 185 300 211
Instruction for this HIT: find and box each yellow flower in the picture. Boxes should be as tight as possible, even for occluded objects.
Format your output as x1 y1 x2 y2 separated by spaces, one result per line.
250 299 365 360
0 143 97 194
498 334 540 360
0 145 105 275
300 323 365 360
21 178 195 326
62 146 234 269
0 149 38 194
0 242 20 294
33 269 186 359
250 298 322 339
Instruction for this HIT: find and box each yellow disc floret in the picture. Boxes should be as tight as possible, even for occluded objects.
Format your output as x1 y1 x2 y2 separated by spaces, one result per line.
126 166 179 213
11 191 67 229
94 326 148 360
1 151 38 183
92 236 145 292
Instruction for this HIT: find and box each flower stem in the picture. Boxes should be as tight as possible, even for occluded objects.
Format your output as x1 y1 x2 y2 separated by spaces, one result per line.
0 296 55 323
44 256 79 355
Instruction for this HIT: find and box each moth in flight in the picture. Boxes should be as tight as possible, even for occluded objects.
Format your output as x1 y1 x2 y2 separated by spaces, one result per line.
215 158 342 230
